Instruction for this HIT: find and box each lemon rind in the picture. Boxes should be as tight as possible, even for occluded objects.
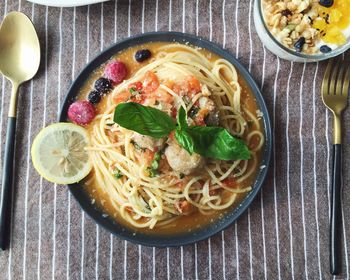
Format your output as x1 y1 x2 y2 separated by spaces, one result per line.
31 122 92 185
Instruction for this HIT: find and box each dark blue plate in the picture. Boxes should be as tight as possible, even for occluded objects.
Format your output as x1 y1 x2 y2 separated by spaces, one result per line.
59 32 272 247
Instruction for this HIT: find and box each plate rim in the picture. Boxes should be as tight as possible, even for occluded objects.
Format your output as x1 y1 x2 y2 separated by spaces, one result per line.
59 31 272 247
27 0 109 7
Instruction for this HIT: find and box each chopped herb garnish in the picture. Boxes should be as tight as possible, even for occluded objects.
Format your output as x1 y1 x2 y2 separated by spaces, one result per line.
147 167 159 178
147 152 162 177
179 173 185 179
113 168 123 179
154 151 161 161
151 160 159 170
129 87 141 96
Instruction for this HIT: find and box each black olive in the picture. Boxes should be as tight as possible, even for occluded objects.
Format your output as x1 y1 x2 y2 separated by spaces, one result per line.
88 90 102 104
320 45 332 53
94 77 112 94
319 0 333 7
135 49 152 62
294 37 305 53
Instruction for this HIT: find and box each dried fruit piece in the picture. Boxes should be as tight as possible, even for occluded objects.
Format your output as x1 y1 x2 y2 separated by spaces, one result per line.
323 26 346 44
281 9 292 17
294 37 306 52
312 18 327 31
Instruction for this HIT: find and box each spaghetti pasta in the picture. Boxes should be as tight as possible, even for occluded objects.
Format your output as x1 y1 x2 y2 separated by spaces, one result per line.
85 43 264 230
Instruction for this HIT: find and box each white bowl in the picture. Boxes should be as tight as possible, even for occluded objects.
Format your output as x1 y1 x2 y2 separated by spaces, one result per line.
27 0 109 7
253 0 350 62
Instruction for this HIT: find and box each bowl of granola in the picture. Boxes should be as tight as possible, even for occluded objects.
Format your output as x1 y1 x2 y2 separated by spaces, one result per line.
254 0 350 62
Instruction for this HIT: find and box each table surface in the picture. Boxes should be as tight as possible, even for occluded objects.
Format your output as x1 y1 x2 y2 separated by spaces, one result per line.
0 0 349 279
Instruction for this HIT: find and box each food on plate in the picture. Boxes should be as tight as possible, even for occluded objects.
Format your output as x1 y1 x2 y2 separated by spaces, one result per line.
260 0 350 54
78 42 265 233
94 77 113 94
88 90 102 104
104 61 127 84
134 49 152 62
31 123 91 184
68 100 95 125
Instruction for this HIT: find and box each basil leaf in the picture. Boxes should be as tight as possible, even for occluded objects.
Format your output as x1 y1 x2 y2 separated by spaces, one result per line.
175 128 194 154
185 126 251 160
114 102 176 138
175 107 194 154
175 106 250 160
177 106 188 130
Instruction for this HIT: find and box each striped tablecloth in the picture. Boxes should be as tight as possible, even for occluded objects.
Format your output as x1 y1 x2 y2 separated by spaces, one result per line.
0 0 349 279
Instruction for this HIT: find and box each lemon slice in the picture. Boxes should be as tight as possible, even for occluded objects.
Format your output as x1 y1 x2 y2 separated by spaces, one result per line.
31 122 92 184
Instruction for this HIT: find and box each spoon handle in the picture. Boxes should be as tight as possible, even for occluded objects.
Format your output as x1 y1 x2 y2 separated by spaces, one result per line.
0 117 16 250
0 82 19 251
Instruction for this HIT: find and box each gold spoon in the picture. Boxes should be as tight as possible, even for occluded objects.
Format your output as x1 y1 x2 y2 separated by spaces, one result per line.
0 11 40 250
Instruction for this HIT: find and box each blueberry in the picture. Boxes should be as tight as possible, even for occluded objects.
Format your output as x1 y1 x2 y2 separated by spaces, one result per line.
320 45 332 53
319 0 333 7
94 77 112 93
88 90 101 104
294 37 305 53
135 49 152 62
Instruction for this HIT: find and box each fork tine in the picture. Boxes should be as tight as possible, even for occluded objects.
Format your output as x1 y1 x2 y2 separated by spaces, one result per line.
342 62 350 98
322 59 334 97
336 60 346 96
330 59 340 96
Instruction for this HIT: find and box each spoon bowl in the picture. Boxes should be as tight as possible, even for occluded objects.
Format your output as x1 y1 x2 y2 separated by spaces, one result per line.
0 11 40 84
0 11 40 250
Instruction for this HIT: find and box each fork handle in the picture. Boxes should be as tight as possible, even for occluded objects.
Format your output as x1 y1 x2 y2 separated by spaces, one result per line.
330 144 342 275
